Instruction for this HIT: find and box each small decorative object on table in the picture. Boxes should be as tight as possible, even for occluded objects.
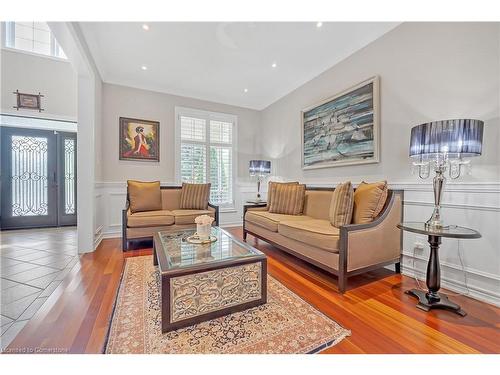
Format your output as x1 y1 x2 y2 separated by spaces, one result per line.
249 160 271 202
186 215 217 244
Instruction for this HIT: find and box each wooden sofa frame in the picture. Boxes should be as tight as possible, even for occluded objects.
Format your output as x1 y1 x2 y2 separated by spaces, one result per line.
243 187 404 293
122 185 219 251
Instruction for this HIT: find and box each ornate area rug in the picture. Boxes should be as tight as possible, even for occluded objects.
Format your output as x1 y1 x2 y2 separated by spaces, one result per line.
105 255 350 354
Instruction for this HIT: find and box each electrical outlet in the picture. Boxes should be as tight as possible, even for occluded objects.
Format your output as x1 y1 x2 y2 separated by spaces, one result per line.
414 242 425 251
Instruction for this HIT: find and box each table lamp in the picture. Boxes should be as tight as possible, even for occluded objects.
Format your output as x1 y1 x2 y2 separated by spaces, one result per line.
409 119 484 230
249 160 271 202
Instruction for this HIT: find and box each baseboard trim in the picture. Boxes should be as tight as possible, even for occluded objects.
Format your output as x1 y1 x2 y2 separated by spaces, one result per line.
402 251 500 282
402 264 500 307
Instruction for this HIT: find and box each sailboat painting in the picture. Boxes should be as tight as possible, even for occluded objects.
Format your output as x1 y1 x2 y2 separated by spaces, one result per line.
301 76 380 169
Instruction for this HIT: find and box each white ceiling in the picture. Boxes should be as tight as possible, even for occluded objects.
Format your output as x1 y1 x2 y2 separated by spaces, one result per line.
80 22 399 110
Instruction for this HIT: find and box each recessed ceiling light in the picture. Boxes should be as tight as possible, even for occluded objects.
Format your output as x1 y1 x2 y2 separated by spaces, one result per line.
244 88 248 93
316 22 323 28
271 62 277 68
141 65 148 70
142 24 149 31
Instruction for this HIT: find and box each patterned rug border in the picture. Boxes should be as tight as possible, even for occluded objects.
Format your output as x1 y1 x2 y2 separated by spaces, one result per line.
105 255 351 354
102 256 127 354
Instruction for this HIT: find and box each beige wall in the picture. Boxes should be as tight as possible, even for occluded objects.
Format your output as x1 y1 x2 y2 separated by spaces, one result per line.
0 49 77 121
260 22 500 184
101 83 261 183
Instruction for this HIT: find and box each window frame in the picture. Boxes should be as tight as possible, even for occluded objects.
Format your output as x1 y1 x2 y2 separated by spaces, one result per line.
175 106 238 211
1 22 68 62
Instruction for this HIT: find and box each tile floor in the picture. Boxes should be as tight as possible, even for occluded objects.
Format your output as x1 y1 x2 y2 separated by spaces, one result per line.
0 227 78 350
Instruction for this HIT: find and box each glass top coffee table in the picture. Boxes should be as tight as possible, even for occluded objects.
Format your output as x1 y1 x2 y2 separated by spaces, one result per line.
153 227 267 332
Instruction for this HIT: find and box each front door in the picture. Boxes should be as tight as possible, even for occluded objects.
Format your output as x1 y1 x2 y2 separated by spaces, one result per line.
1 127 77 229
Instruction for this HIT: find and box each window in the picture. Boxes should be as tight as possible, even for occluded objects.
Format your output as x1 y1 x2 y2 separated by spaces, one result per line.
2 22 67 59
176 107 237 208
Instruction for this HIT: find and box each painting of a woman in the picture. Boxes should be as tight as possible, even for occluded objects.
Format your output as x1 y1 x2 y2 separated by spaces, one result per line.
119 117 159 161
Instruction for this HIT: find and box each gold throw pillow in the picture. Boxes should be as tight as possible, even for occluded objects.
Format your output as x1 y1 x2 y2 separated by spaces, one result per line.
268 183 305 215
267 181 299 208
179 183 211 210
329 181 354 228
127 180 162 213
353 181 388 224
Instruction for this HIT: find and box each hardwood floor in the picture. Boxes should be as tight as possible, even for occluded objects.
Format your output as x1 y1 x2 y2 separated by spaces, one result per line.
5 227 500 354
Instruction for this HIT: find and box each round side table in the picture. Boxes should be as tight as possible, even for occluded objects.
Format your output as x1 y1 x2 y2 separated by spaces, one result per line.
397 222 481 317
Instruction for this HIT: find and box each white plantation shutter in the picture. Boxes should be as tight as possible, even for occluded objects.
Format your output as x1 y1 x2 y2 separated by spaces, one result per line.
210 145 232 204
180 116 205 141
180 143 206 183
210 120 232 143
177 108 236 207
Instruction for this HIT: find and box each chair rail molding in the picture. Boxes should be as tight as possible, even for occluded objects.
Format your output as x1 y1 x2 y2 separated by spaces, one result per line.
94 181 257 242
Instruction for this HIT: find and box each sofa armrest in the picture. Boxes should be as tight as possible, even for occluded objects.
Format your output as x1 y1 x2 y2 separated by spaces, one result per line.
208 202 219 226
339 190 403 273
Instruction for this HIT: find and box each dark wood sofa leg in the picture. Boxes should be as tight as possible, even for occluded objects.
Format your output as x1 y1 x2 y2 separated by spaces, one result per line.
338 273 347 294
243 230 247 241
395 262 401 274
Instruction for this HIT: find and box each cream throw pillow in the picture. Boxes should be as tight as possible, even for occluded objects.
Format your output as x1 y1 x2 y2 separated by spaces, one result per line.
268 183 305 215
353 181 388 224
127 180 162 213
329 181 354 228
179 183 211 210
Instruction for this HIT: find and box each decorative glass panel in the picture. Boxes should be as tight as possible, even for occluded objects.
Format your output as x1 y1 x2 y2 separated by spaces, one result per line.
11 135 48 216
64 138 76 215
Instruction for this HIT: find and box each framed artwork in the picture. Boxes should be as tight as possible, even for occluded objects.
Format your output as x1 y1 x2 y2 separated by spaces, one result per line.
13 90 44 112
119 117 160 162
301 76 380 169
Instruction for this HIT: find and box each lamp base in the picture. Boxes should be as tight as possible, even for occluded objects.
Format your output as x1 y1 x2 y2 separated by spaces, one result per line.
425 207 448 231
425 167 449 231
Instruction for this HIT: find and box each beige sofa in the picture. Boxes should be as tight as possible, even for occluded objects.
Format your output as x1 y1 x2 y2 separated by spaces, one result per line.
122 186 219 250
243 187 403 293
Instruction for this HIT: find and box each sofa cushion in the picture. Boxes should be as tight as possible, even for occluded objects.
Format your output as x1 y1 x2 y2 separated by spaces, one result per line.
179 183 211 210
278 219 340 253
127 210 174 228
268 183 306 215
353 181 388 224
127 180 162 213
267 181 299 208
329 181 354 228
171 209 214 225
245 211 310 232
